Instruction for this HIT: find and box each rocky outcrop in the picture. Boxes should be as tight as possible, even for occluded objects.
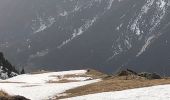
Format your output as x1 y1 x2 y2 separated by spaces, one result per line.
117 69 161 79
0 96 30 100
138 72 161 79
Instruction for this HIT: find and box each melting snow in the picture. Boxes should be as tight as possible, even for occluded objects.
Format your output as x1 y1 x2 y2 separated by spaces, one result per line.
0 70 100 100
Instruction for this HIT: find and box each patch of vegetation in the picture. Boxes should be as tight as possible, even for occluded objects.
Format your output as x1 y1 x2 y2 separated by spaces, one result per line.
0 90 9 97
0 90 30 100
29 70 49 74
48 79 79 83
86 69 108 79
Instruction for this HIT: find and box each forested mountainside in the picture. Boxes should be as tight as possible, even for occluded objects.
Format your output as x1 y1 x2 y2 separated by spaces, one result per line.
0 52 18 79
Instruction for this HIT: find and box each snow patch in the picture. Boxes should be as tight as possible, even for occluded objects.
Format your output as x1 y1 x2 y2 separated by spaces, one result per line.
0 70 100 100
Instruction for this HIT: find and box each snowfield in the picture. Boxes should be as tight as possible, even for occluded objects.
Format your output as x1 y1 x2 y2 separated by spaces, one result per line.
1 69 170 100
62 84 170 100
0 70 100 100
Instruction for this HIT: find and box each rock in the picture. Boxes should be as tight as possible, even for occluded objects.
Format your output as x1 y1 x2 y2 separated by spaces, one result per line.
117 69 138 76
117 70 129 76
126 69 138 75
0 96 30 100
138 72 161 79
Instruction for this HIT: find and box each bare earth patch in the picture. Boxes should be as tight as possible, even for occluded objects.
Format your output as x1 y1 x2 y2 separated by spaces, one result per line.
21 85 40 87
0 81 25 84
29 71 50 74
0 90 9 97
48 74 85 83
0 90 30 100
85 69 108 79
48 79 79 83
48 69 106 83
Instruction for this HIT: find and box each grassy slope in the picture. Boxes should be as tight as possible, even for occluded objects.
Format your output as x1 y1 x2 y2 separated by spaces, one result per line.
57 70 170 99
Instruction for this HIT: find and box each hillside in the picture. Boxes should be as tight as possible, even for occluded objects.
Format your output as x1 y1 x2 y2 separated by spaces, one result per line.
1 69 170 100
61 85 170 100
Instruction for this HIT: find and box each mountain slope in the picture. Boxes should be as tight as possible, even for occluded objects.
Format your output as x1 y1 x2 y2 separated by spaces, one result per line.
61 84 170 100
0 0 170 74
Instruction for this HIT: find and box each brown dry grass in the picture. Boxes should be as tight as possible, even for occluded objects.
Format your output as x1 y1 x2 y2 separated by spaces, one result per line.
86 69 108 79
21 85 40 87
48 69 107 83
0 90 9 97
0 90 30 100
56 75 170 99
29 71 50 74
48 79 79 83
48 74 86 83
0 81 25 84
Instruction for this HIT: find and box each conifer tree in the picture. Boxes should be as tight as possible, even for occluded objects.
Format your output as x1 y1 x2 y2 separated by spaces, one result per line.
21 68 25 74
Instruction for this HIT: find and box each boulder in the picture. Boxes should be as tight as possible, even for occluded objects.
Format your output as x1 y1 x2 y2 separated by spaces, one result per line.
117 69 138 76
0 96 30 100
138 72 161 79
